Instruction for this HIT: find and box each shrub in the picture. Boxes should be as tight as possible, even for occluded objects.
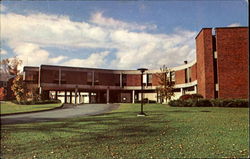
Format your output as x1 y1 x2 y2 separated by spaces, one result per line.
149 100 157 103
211 99 248 108
191 94 203 100
169 98 248 107
179 94 203 100
168 99 194 107
193 99 212 107
227 99 248 107
179 94 192 100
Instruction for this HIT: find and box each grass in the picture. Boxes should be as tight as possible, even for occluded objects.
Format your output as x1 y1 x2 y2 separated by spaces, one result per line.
1 104 249 159
0 101 62 115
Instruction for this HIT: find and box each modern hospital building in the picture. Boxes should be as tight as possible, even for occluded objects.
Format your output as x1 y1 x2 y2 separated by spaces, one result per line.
22 27 249 104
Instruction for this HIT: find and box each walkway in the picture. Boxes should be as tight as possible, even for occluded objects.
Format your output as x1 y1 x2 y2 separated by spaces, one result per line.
1 104 119 125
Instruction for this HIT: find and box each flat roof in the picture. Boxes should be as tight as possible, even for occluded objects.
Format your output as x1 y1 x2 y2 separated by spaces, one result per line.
40 64 137 72
195 28 212 39
195 26 248 39
215 26 248 29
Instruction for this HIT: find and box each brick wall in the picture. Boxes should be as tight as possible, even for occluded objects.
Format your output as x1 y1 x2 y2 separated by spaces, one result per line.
175 70 185 84
126 74 141 86
216 27 248 99
190 63 197 82
196 28 215 99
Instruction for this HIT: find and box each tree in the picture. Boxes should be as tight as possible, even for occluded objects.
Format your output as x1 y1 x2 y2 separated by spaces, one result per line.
11 74 27 103
0 87 6 100
27 87 40 102
156 65 175 103
0 57 22 75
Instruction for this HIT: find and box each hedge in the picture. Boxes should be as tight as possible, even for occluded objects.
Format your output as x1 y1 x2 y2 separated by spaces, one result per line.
179 94 203 100
169 99 248 107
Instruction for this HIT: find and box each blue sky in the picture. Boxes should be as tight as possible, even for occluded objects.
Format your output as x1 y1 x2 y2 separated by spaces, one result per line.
0 0 248 70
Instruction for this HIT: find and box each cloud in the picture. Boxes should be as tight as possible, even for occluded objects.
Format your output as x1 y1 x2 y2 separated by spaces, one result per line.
1 11 197 69
227 23 241 27
110 29 196 69
90 12 157 31
49 56 68 64
0 49 7 55
0 4 6 12
62 51 109 68
8 42 67 67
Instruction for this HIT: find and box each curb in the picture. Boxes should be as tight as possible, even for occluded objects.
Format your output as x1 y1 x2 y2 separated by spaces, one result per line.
0 103 64 116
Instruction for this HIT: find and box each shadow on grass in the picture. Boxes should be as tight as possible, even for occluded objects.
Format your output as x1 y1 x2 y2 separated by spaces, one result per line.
1 111 172 144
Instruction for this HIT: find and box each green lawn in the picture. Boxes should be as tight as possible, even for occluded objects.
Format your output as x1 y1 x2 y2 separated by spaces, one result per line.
0 101 62 115
1 104 249 159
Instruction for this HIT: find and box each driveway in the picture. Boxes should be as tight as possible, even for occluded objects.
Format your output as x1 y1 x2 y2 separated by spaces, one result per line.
1 104 119 125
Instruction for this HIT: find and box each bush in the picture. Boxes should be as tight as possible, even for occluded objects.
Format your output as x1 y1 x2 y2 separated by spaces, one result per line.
193 99 212 107
179 94 203 100
149 100 157 103
168 99 193 107
227 99 248 108
179 94 192 100
211 99 248 108
191 94 204 100
169 98 249 107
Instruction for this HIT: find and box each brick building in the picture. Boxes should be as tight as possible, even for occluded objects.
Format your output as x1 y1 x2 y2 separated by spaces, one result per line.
22 27 248 104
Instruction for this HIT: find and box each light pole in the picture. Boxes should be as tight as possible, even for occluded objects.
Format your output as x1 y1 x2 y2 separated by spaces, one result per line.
137 68 148 116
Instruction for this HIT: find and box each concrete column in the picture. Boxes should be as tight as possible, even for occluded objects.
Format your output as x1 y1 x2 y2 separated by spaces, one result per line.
181 88 184 95
194 85 197 93
132 90 135 103
79 92 81 104
106 89 110 104
75 87 78 105
64 91 67 103
70 91 72 103
156 89 159 103
89 92 91 103
55 91 58 100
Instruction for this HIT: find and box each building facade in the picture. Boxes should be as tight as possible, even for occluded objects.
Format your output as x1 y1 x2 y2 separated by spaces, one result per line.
23 27 249 104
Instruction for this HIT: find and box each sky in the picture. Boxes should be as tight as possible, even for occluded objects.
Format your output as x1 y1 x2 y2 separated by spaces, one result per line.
0 0 248 70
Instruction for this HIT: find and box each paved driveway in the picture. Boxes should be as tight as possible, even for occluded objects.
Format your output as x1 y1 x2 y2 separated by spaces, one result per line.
1 104 119 125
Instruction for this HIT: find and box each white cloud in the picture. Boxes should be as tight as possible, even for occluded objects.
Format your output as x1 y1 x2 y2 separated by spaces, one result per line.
8 42 67 67
62 51 109 68
49 56 68 64
227 23 241 27
0 49 7 55
1 11 197 69
0 4 6 12
90 12 157 31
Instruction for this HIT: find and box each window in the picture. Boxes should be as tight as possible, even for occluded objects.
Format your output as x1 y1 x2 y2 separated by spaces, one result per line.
61 72 66 84
94 72 99 85
170 71 175 82
122 74 127 86
147 74 152 86
87 72 92 85
53 70 59 84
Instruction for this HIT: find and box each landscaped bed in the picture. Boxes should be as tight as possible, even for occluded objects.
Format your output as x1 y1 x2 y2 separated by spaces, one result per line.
0 101 62 115
1 104 249 158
